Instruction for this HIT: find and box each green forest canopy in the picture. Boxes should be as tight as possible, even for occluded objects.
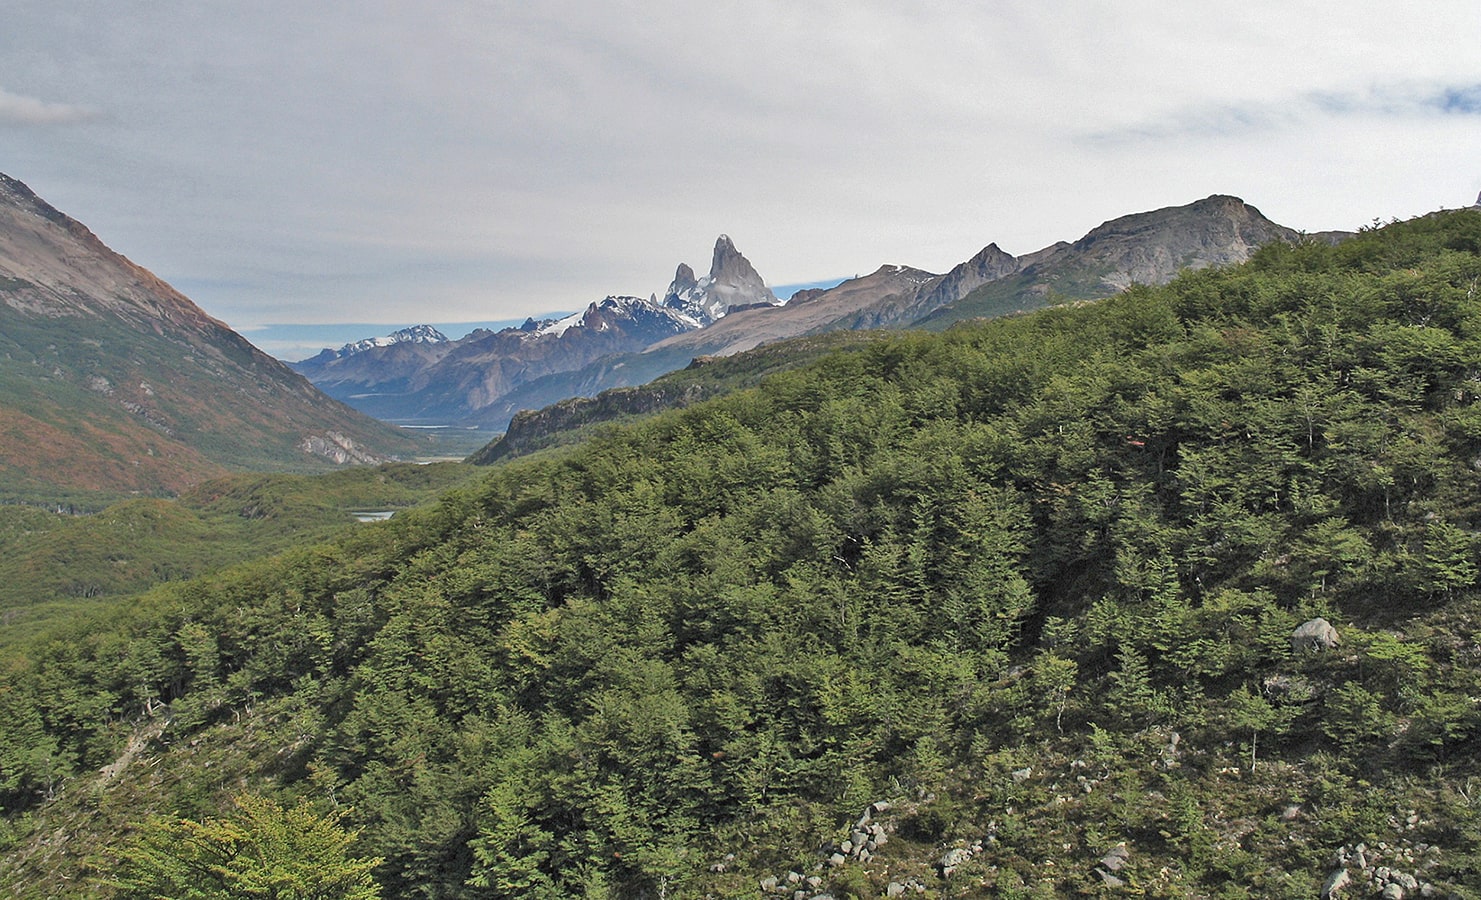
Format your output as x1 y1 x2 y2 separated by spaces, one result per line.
3 211 1481 898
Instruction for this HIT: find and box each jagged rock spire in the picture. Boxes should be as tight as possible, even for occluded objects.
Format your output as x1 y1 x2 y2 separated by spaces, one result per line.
662 235 779 325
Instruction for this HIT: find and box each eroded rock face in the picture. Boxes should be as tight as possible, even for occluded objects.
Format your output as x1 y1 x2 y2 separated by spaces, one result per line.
1292 617 1341 652
300 431 382 465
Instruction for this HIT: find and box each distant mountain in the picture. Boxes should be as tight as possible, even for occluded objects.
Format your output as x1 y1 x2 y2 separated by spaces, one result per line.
290 325 461 419
917 194 1318 329
0 173 425 499
390 296 697 423
456 195 1328 435
318 324 450 360
660 234 780 324
651 195 1308 356
294 236 778 426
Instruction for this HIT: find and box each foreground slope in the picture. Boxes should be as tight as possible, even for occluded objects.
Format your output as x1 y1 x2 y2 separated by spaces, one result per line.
0 174 424 499
3 211 1481 898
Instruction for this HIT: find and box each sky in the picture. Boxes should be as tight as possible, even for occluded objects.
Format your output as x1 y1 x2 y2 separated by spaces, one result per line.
2 2 1480 359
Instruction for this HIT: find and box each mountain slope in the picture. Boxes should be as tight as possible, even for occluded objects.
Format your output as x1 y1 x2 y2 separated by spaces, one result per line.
0 173 424 499
4 210 1480 898
467 330 888 463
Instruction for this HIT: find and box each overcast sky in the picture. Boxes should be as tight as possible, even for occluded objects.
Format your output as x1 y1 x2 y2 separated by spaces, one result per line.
3 2 1479 356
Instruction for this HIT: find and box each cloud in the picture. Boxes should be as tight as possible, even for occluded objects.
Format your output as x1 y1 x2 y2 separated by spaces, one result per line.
4 2 1481 328
0 86 96 125
1083 82 1481 146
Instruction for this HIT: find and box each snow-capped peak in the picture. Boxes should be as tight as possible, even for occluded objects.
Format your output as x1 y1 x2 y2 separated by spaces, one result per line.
537 308 590 337
333 324 449 357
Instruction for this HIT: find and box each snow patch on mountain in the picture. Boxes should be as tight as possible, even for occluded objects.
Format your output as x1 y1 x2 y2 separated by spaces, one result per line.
537 296 696 338
537 309 587 337
332 324 449 358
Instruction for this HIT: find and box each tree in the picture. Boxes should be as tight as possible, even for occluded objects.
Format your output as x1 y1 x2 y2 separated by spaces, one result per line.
110 793 382 899
1226 684 1279 771
1033 653 1078 733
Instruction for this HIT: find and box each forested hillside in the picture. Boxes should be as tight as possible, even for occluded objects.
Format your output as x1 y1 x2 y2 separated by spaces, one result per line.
3 212 1481 898
0 462 478 648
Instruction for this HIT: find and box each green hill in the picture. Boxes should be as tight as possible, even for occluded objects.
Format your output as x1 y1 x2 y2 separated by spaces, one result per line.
3 211 1481 898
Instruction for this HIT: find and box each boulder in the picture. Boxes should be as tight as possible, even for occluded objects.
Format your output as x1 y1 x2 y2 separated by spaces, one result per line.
1292 617 1341 652
939 847 972 876
1099 843 1129 872
1322 867 1352 899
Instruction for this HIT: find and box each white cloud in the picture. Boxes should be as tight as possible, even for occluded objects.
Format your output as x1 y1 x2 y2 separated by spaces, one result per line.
0 86 95 125
1 2 1480 329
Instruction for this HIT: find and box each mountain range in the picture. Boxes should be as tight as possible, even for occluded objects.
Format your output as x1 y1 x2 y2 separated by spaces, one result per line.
0 173 426 500
307 194 1334 433
290 234 780 424
0 173 1348 500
